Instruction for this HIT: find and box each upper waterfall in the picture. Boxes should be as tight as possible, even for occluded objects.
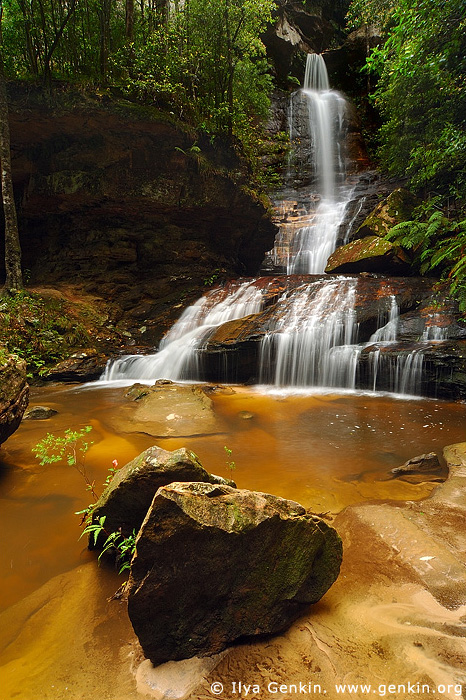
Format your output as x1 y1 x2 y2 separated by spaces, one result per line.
273 53 351 274
303 53 330 91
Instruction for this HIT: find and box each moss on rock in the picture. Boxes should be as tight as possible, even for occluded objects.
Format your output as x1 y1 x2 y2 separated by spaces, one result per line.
354 188 418 240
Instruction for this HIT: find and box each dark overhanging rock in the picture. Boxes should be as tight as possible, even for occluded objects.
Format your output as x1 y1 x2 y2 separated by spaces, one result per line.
126 482 342 666
44 349 107 382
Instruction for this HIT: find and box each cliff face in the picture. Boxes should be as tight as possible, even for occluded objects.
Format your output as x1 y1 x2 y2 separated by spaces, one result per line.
3 87 276 328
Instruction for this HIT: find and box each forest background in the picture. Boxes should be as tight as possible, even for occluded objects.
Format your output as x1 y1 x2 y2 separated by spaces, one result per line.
1 0 466 305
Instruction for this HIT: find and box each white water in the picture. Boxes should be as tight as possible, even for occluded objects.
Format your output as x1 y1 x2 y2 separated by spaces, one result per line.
101 54 441 396
102 281 265 382
285 54 351 274
259 278 359 387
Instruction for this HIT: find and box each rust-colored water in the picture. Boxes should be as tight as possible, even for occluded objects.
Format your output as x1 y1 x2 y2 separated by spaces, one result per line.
0 383 464 698
1 384 464 611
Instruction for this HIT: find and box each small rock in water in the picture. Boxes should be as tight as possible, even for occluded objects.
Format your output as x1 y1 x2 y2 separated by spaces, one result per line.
238 410 254 420
23 405 58 420
390 452 446 483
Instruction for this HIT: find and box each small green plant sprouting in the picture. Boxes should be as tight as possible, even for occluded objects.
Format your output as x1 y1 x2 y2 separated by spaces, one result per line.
224 445 236 477
33 428 136 573
204 268 221 286
175 142 201 156
97 526 137 573
33 425 98 499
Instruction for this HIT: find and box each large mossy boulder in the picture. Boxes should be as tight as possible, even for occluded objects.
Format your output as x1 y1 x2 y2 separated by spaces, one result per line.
0 352 29 446
90 446 235 545
325 236 410 274
353 188 418 240
126 482 342 665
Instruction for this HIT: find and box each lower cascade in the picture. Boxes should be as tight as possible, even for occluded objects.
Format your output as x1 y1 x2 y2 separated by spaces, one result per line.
102 54 451 397
102 274 446 396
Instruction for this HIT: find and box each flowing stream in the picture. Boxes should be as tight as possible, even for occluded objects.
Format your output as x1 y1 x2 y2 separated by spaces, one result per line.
1 53 466 700
102 54 439 395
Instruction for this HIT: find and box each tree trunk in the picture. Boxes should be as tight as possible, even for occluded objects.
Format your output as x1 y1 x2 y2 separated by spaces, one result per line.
0 59 23 291
42 0 77 85
99 0 112 82
125 0 134 41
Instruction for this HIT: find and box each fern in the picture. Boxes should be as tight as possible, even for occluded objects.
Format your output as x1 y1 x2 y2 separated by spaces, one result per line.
385 209 466 313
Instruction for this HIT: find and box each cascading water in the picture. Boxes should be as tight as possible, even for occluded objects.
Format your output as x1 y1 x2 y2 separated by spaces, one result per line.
276 54 353 274
102 280 266 382
259 278 359 388
101 54 441 396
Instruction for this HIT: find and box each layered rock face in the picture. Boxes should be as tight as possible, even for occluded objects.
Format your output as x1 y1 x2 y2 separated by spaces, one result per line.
3 86 276 328
0 353 28 445
263 0 350 84
126 482 342 665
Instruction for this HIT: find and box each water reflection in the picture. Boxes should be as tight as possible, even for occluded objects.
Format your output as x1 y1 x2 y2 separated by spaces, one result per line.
0 383 465 612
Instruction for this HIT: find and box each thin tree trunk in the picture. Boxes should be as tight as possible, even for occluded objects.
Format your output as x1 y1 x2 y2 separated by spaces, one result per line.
224 0 234 136
0 20 23 291
99 0 111 82
42 0 77 85
126 0 134 41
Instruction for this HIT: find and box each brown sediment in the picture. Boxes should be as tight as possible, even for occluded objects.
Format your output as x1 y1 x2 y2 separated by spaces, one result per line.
0 386 465 699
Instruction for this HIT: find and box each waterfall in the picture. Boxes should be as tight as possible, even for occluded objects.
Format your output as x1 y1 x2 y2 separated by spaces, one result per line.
102 280 265 382
101 54 436 397
283 53 351 274
258 278 359 388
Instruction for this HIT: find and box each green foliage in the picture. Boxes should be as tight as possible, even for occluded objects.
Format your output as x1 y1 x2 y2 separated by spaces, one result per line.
386 206 466 310
80 515 137 574
96 525 137 574
0 290 91 378
224 445 236 476
116 0 276 140
33 427 136 573
348 0 466 202
204 268 221 286
3 0 276 156
33 424 98 495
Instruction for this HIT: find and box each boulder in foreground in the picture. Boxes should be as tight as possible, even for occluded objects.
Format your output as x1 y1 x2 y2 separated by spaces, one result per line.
126 482 342 665
90 445 235 545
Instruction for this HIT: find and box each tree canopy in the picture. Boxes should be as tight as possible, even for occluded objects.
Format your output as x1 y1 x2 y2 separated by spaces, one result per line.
2 0 275 143
348 0 466 202
348 0 466 308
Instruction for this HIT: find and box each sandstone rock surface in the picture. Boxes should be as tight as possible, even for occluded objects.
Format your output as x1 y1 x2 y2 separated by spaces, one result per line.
107 381 224 438
91 445 235 544
126 482 342 665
